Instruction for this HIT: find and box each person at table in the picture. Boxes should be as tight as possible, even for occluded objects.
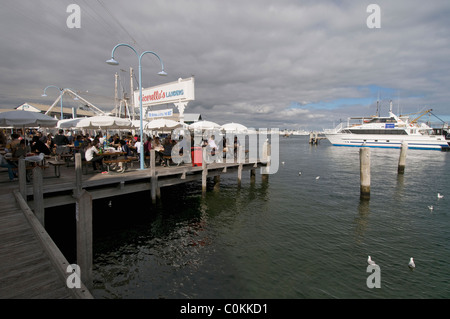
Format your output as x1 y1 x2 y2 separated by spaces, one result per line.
84 140 105 171
31 135 51 155
12 139 27 158
53 129 69 146
144 136 152 156
119 140 133 158
6 133 20 153
161 137 173 167
0 153 17 181
152 137 164 165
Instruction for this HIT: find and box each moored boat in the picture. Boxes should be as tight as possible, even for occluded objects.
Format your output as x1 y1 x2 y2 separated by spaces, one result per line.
324 102 450 151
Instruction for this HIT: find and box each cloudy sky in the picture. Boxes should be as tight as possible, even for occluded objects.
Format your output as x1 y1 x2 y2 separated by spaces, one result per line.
1 0 449 130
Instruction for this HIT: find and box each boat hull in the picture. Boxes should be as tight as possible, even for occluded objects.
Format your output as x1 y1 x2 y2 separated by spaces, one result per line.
325 133 450 151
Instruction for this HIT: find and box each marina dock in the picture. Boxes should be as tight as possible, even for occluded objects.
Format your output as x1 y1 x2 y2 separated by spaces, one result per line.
0 152 267 298
0 191 92 298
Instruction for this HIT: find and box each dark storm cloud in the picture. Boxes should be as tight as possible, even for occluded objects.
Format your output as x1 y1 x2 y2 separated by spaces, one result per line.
1 0 449 130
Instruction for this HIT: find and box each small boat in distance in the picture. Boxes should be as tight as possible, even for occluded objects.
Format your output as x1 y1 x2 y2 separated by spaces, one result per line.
324 101 450 151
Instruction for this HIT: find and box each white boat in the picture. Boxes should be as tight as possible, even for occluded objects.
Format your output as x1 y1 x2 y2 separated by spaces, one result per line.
324 102 450 151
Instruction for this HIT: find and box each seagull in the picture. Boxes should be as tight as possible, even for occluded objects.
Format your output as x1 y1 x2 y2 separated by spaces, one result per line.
281 161 285 165
298 171 302 176
367 256 376 266
428 205 434 211
438 193 444 199
316 176 320 180
408 257 415 269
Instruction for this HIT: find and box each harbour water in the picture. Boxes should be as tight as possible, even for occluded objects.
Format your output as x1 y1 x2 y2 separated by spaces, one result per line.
46 136 450 299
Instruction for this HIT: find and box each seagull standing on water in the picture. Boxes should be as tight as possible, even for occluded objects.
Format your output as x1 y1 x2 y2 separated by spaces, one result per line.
438 193 444 199
408 257 415 269
428 205 434 211
367 256 376 266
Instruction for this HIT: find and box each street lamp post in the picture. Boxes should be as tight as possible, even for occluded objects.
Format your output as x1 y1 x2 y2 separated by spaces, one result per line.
42 85 64 120
106 43 167 170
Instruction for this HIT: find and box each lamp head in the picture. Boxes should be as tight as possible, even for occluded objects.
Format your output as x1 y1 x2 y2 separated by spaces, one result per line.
106 58 119 66
41 94 47 97
158 70 168 76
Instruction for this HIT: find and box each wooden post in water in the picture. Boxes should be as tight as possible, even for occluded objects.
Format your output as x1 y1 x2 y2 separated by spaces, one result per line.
150 150 157 204
75 190 93 289
74 153 83 197
360 147 371 200
237 163 243 187
32 166 44 226
18 158 27 200
398 141 408 174
202 147 208 194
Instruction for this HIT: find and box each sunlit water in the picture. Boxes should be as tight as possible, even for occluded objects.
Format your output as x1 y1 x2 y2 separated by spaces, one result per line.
46 136 450 298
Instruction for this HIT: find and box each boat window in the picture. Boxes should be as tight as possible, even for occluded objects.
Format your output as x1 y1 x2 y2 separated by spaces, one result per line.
349 129 407 135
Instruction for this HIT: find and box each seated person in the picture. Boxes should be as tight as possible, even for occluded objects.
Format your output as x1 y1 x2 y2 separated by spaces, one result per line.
0 153 17 181
119 140 133 158
84 141 104 171
31 136 51 155
12 139 28 158
162 138 173 167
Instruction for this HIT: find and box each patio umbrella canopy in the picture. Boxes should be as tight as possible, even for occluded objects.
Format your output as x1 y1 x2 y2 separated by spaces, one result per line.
131 120 150 129
220 122 248 133
57 118 84 129
188 120 221 130
76 115 132 130
0 110 58 128
145 118 183 130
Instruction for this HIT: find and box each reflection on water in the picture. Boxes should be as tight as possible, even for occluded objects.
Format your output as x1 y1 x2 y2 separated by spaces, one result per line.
46 137 450 298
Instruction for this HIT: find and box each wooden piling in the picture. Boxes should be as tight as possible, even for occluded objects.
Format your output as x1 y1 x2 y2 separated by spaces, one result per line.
32 166 44 226
360 147 371 200
398 141 408 174
74 153 82 197
202 147 207 194
18 158 27 200
150 150 157 204
75 190 93 289
237 163 243 187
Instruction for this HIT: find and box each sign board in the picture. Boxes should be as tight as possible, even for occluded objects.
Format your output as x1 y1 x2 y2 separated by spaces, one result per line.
134 77 195 109
148 108 173 119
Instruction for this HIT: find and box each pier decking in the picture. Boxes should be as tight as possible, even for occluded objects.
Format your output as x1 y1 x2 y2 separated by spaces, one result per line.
0 191 92 298
0 152 267 298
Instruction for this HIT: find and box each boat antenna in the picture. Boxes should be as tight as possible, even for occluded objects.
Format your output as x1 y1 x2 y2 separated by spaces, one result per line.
376 92 380 116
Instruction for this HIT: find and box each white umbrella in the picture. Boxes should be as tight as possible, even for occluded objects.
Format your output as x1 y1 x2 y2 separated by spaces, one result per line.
188 120 221 130
145 118 183 130
57 118 84 129
0 110 57 128
131 119 150 129
76 115 132 129
221 122 248 133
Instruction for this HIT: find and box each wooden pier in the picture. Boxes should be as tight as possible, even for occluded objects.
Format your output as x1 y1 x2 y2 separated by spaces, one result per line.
0 191 92 298
0 149 268 297
309 132 327 144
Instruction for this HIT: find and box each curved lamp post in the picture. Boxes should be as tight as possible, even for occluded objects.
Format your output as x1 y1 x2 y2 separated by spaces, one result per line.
42 86 80 119
106 43 167 170
42 85 64 120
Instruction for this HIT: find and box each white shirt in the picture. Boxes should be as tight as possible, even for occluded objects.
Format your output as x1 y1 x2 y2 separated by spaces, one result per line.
208 138 218 149
85 146 99 161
